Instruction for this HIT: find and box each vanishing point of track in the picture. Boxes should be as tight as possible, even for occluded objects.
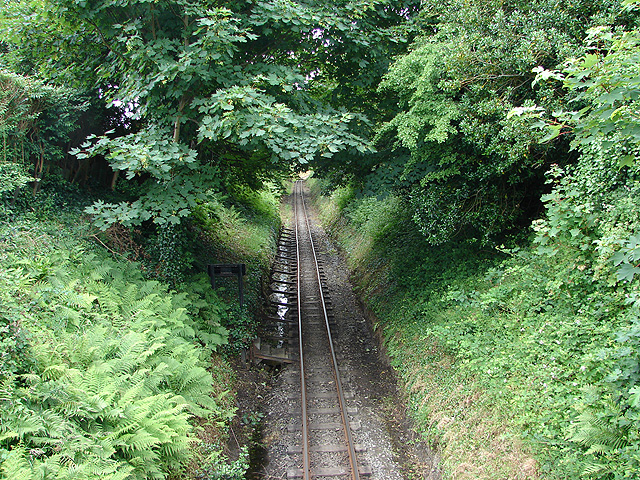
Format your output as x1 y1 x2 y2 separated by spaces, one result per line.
291 180 366 480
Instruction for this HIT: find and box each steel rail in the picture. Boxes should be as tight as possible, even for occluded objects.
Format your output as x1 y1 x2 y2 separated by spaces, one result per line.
294 181 311 480
295 180 361 480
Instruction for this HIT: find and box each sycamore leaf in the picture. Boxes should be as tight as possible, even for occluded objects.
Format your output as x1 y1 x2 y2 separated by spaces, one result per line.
540 124 563 143
612 250 628 266
617 262 640 282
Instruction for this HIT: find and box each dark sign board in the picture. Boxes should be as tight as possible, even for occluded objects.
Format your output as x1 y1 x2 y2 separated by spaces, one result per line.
207 263 247 307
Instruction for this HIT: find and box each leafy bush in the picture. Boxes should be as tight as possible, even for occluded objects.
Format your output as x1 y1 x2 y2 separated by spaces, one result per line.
0 163 32 196
193 446 249 480
353 0 637 246
316 155 640 478
0 70 84 197
0 219 231 479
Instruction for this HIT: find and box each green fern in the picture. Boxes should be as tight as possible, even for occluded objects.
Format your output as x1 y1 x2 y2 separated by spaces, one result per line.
571 394 632 478
1 221 236 479
0 448 33 479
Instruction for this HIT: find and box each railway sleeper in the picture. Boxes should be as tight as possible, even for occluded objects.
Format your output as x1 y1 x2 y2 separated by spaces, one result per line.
303 390 353 399
272 269 296 276
276 253 297 260
271 300 297 308
286 444 366 454
262 315 298 324
260 336 297 346
270 288 296 295
286 465 372 479
291 406 358 415
304 367 349 375
309 309 334 316
305 322 337 328
273 262 296 269
274 261 296 267
287 420 361 432
271 279 296 285
270 294 297 302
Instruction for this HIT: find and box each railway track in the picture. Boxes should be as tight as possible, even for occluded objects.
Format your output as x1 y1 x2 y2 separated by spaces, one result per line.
290 180 369 480
254 180 370 479
253 180 440 480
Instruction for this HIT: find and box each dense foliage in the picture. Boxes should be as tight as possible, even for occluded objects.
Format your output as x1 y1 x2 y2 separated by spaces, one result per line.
0 75 281 476
317 158 640 479
1 0 417 228
0 69 84 198
328 0 638 245
0 174 281 478
315 1 640 478
0 217 229 479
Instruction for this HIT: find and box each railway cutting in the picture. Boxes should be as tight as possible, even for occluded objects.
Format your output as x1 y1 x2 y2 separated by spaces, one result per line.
251 180 440 480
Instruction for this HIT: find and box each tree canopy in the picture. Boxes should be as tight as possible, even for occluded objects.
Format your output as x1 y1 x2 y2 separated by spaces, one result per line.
2 0 417 227
332 0 638 244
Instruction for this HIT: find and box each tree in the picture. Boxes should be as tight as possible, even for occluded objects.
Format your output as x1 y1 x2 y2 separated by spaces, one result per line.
2 0 417 228
350 0 636 244
0 69 83 197
515 16 640 171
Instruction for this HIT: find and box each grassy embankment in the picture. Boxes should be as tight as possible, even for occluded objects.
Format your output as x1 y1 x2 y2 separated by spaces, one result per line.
0 181 281 479
310 173 640 480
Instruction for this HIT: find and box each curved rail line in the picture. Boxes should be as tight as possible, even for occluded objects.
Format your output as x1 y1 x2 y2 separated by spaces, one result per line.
293 180 362 480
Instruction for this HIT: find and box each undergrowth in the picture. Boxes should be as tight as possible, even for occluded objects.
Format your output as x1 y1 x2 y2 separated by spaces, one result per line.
190 183 281 356
312 155 640 479
0 180 281 479
0 216 230 479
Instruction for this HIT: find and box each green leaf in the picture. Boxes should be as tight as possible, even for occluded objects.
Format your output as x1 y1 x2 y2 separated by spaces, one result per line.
540 124 563 143
582 53 600 69
619 154 635 168
617 262 640 282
